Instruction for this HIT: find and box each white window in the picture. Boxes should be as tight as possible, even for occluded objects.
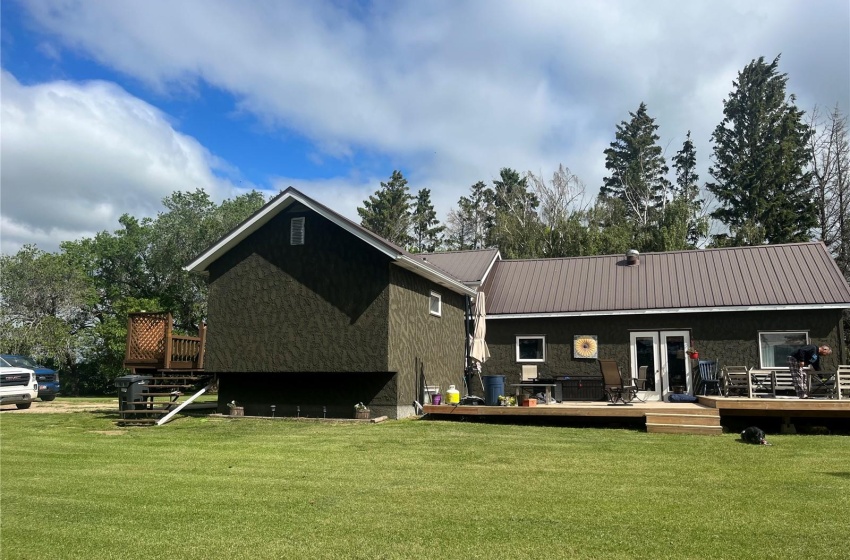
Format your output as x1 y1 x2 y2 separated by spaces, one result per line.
290 217 305 245
516 335 546 363
429 292 441 317
758 331 808 368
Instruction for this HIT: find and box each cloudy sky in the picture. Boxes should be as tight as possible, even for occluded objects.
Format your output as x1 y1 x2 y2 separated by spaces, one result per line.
1 0 848 254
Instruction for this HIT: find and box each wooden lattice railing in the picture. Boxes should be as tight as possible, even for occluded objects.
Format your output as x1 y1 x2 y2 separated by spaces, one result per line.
124 312 206 371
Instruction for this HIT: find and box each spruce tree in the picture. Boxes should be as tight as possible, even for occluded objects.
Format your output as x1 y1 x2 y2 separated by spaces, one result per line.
600 102 672 225
357 170 413 246
707 55 814 245
489 168 542 258
445 181 494 250
410 188 445 253
671 131 706 246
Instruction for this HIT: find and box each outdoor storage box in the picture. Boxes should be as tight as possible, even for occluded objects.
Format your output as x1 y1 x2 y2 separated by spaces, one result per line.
559 377 605 401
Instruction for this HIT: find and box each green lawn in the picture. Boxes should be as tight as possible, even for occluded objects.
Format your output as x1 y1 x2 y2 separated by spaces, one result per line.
1 411 848 560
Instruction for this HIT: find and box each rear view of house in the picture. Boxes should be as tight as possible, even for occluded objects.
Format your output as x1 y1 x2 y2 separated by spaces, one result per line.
186 188 476 419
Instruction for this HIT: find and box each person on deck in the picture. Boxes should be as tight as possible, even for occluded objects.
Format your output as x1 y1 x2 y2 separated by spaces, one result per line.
788 345 832 398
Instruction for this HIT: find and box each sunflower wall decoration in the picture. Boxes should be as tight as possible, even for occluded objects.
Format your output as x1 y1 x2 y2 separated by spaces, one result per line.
574 335 598 359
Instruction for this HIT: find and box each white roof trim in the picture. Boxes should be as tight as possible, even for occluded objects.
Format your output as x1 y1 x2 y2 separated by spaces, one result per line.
479 251 502 285
487 303 850 320
185 191 399 273
184 189 474 296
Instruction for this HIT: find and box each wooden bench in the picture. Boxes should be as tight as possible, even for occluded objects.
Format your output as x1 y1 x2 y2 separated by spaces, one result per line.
771 370 797 396
747 369 775 397
835 366 850 400
721 366 750 397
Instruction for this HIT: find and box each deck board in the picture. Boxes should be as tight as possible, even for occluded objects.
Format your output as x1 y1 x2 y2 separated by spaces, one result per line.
424 397 850 421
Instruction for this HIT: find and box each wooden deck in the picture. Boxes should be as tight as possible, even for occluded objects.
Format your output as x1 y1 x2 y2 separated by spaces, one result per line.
423 397 850 435
698 395 850 417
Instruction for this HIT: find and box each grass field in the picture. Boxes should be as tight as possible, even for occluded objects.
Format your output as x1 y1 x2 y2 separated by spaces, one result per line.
1 406 849 560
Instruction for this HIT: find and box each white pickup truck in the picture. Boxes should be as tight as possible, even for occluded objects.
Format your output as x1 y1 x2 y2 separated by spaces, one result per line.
0 356 39 409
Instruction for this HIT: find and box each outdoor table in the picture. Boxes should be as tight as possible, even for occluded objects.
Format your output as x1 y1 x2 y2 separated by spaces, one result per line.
510 383 556 404
808 371 836 398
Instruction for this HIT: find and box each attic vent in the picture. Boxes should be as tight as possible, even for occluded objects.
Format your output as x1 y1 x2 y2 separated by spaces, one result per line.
290 217 305 245
626 249 640 266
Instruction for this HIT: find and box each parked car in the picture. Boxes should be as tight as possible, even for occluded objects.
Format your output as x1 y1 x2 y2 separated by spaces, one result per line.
0 355 60 401
0 356 38 409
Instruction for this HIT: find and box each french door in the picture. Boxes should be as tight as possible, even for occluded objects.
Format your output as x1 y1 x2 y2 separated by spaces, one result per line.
630 330 692 401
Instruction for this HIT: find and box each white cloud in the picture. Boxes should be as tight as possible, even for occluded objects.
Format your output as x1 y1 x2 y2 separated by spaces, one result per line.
6 0 848 250
0 71 254 254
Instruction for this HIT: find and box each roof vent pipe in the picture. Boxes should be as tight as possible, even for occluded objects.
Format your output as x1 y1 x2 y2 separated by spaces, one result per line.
626 249 640 266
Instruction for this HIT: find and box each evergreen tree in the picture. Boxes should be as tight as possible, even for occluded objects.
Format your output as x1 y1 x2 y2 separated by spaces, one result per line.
357 170 413 246
410 188 445 252
446 181 496 250
600 102 672 225
707 55 814 246
671 131 707 246
489 168 541 258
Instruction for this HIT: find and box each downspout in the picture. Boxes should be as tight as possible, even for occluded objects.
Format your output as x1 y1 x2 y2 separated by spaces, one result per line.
463 295 473 395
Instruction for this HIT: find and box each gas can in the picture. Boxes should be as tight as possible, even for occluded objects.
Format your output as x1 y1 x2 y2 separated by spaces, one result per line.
446 384 460 404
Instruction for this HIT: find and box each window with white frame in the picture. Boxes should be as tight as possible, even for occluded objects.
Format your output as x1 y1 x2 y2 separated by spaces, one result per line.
429 292 442 317
758 331 808 368
516 335 546 363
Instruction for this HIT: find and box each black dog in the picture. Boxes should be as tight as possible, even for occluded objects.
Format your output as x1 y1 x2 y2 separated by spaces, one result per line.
741 426 770 445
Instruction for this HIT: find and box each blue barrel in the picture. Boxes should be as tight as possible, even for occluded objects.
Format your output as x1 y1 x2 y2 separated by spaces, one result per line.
483 375 506 406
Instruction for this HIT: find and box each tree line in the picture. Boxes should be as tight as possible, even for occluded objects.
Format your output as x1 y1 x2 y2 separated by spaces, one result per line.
1 55 847 394
358 56 849 264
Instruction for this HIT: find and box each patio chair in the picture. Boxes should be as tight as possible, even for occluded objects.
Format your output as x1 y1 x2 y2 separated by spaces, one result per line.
598 359 637 405
636 365 650 392
836 365 850 400
721 366 750 397
697 360 720 395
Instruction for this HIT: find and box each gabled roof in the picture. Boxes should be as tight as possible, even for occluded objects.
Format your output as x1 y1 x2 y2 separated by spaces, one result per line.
483 242 850 318
414 249 501 287
185 187 476 297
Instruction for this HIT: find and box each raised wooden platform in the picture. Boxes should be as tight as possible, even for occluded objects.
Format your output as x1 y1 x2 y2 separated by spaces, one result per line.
423 397 850 435
697 396 850 417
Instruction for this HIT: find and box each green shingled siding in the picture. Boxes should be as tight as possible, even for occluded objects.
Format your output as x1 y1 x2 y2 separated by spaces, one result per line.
205 206 391 373
481 309 844 387
387 266 467 407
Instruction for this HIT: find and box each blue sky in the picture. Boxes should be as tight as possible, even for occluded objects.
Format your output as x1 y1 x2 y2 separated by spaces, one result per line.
1 0 848 254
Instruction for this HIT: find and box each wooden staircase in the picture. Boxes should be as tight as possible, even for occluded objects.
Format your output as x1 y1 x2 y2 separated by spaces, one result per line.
116 372 215 426
118 312 214 426
645 408 723 435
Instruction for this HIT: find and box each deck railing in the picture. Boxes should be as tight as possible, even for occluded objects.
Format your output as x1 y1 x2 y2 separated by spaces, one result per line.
124 312 206 371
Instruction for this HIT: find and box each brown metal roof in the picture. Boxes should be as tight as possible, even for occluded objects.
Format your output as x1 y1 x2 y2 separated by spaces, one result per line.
482 242 850 316
415 249 501 286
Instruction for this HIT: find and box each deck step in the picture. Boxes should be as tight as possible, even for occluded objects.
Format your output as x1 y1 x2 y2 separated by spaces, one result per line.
646 423 723 435
645 413 721 426
645 410 722 435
